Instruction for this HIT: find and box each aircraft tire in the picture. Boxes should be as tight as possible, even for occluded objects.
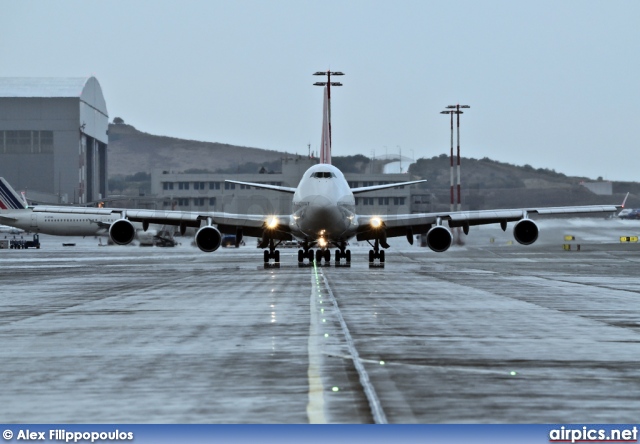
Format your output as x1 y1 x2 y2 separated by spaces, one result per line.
264 250 270 263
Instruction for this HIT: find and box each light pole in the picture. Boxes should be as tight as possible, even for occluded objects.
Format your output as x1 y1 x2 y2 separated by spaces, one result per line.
441 104 470 212
440 110 455 212
313 71 344 164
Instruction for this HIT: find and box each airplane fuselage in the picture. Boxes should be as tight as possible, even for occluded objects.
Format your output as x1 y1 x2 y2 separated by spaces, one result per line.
1 209 117 236
290 164 357 245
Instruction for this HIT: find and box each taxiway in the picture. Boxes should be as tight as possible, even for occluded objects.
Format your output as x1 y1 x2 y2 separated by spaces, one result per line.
1 218 639 423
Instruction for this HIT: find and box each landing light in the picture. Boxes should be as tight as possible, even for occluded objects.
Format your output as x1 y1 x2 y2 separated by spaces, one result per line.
318 238 328 248
267 217 279 229
370 217 383 229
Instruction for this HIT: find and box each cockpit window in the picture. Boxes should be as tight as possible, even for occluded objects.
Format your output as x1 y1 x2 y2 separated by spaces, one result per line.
311 172 335 178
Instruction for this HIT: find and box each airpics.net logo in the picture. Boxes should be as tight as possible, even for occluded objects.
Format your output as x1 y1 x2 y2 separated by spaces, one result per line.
549 426 638 443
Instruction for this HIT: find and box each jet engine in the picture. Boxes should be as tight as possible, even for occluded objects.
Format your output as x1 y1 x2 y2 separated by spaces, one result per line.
513 218 539 245
195 226 222 253
426 225 453 252
109 219 136 245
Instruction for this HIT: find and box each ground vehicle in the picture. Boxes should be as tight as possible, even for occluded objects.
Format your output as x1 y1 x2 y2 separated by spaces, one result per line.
10 234 40 249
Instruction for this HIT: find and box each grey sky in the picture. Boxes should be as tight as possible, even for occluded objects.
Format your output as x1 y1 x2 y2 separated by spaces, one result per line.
2 0 639 181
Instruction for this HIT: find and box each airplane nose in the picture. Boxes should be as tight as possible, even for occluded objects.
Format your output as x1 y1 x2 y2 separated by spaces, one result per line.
311 195 333 208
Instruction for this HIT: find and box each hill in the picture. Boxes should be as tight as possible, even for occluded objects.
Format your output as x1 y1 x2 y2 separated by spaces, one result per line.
106 122 639 209
409 154 639 210
107 122 290 176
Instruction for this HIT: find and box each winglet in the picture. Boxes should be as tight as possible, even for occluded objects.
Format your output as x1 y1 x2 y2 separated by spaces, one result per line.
621 192 630 208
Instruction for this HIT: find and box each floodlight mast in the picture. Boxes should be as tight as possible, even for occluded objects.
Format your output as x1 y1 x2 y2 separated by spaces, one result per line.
442 104 470 212
313 71 344 163
440 110 455 212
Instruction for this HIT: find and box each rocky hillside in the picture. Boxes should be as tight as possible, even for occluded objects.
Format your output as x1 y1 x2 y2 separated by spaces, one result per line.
106 122 639 209
107 122 289 176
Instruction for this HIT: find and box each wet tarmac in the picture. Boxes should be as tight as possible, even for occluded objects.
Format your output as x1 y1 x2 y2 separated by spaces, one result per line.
1 217 640 423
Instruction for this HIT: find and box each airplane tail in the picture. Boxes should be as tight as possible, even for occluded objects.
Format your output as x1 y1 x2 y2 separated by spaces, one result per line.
320 86 331 164
0 177 28 211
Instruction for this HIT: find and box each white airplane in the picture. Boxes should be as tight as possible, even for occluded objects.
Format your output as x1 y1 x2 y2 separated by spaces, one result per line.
0 185 118 237
0 182 176 245
0 87 622 264
0 224 24 235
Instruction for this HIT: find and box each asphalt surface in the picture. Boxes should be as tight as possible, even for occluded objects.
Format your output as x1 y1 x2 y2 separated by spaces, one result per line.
1 217 640 423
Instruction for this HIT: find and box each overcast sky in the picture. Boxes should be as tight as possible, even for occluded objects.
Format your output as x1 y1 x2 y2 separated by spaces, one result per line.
2 1 639 181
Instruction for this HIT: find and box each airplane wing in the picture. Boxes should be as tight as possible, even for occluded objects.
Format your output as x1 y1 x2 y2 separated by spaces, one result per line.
0 215 18 223
32 206 292 239
224 180 297 194
356 204 622 241
351 179 426 194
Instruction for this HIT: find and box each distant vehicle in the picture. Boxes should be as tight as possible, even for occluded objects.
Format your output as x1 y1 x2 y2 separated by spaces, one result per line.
221 234 245 248
9 234 40 249
618 209 640 219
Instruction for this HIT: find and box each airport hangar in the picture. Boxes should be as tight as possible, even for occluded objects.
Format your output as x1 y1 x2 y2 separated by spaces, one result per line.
0 77 108 205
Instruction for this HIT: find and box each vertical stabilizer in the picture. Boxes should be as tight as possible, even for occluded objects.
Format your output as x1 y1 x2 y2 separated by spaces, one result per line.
0 178 28 210
320 86 331 164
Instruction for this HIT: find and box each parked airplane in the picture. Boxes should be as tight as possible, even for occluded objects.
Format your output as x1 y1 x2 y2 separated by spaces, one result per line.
0 224 24 235
0 180 177 246
0 180 118 236
0 88 622 264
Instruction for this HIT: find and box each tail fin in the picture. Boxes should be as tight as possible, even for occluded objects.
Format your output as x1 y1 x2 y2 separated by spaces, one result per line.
0 178 28 210
320 86 331 164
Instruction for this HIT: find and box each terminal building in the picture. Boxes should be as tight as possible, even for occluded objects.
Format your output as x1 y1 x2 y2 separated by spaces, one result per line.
151 157 424 216
0 77 109 204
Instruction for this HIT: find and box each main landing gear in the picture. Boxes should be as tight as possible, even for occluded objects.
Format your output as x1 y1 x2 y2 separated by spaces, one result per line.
298 248 330 265
334 242 351 267
263 239 281 267
367 239 385 267
297 243 352 267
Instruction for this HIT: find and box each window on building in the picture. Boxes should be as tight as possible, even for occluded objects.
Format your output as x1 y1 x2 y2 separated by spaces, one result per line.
193 182 206 190
178 182 190 190
163 182 174 190
378 197 390 205
225 182 235 190
178 198 189 206
209 197 216 206
194 198 205 206
209 182 221 190
394 197 406 206
40 131 53 153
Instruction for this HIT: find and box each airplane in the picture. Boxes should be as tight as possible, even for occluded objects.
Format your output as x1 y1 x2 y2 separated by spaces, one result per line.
0 87 622 265
0 180 116 236
0 224 24 235
0 180 177 246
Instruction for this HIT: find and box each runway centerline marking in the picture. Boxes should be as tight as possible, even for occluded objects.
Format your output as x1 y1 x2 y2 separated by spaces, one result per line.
319 265 388 424
306 264 327 424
